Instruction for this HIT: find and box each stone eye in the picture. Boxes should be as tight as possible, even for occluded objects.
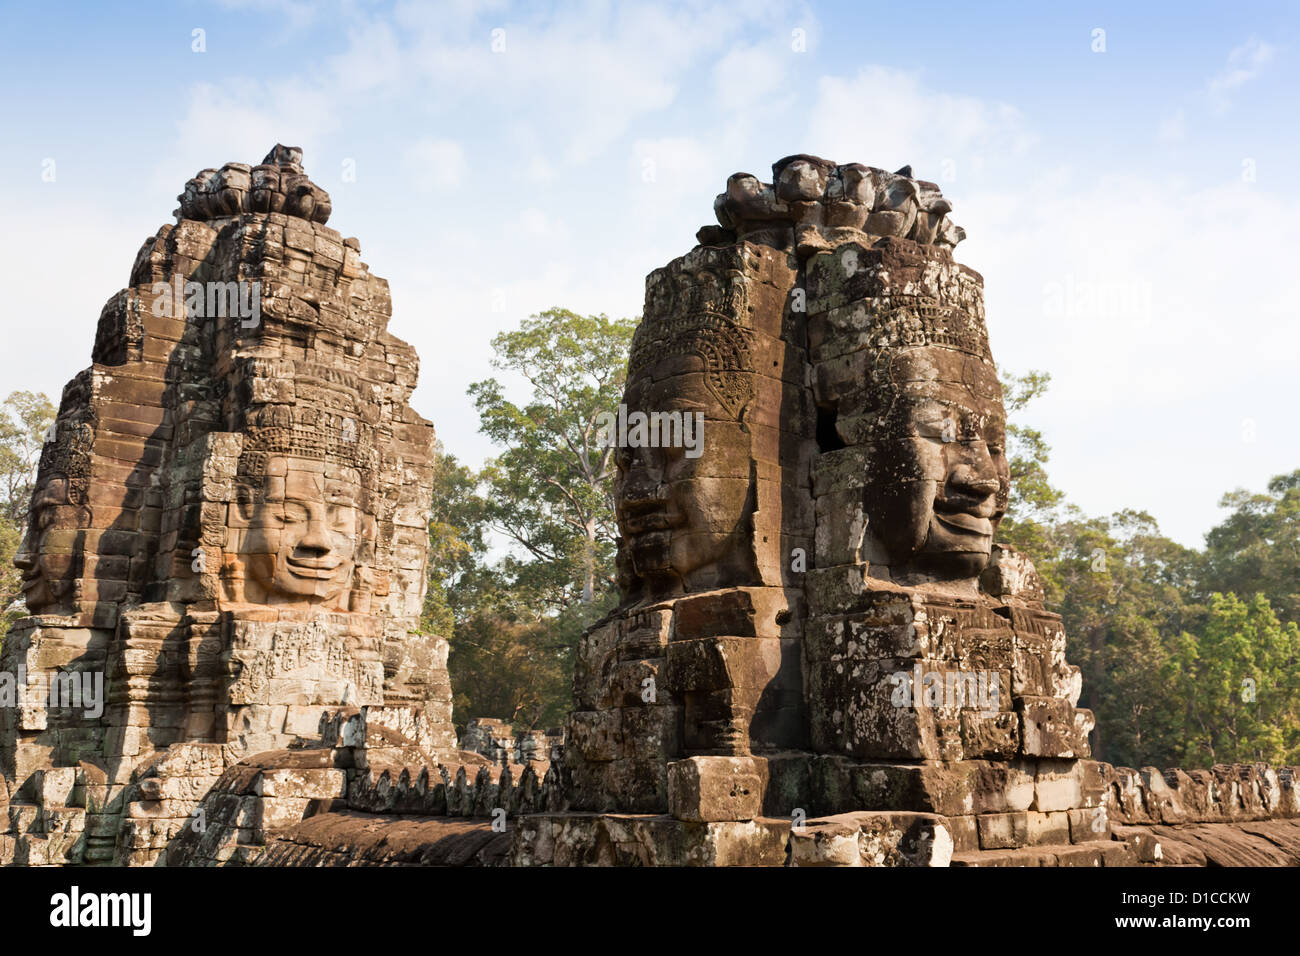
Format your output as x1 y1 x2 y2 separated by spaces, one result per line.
282 504 310 524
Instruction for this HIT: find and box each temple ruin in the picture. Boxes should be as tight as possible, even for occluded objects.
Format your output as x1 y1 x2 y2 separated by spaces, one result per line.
0 146 484 865
1 149 1297 867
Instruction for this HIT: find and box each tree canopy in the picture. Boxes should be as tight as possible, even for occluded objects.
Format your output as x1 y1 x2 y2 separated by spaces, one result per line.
0 391 56 635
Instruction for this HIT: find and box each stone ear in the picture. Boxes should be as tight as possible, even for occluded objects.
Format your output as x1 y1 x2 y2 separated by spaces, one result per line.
354 514 377 564
234 486 258 523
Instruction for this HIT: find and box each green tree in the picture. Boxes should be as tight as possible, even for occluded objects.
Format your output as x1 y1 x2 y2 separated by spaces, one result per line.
1049 509 1197 766
1171 592 1300 765
421 444 490 637
0 391 56 639
994 367 1070 600
446 602 593 732
0 390 57 527
1200 470 1300 623
469 308 636 610
992 370 1199 765
0 513 22 635
999 368 1064 523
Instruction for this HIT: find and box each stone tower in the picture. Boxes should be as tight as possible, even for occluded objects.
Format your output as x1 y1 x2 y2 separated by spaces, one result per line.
521 156 1097 865
0 146 458 865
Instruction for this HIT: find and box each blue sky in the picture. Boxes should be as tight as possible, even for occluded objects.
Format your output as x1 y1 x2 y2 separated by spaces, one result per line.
2 0 1298 547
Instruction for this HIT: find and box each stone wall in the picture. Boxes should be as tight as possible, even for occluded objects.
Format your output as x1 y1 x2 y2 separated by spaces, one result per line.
459 718 562 772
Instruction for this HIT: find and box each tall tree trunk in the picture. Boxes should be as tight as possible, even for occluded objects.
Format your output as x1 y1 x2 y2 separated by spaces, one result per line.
582 518 595 604
1087 623 1105 762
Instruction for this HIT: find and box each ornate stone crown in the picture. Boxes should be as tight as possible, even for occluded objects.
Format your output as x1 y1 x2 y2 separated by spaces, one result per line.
875 294 992 361
237 410 373 482
628 311 755 420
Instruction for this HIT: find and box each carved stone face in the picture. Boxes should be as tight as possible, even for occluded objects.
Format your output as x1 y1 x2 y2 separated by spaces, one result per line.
865 347 1009 580
614 359 754 598
235 457 360 605
13 477 87 614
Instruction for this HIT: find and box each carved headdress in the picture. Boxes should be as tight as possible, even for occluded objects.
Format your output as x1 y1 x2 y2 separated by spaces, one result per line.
236 363 375 489
871 293 992 362
35 374 97 507
629 255 757 419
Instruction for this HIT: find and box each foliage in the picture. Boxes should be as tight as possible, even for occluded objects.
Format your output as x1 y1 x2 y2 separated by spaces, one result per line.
994 367 1069 600
421 309 635 729
421 445 490 638
996 368 1299 767
468 308 636 610
0 390 56 528
446 597 612 732
1199 471 1300 623
0 391 56 645
1169 593 1300 766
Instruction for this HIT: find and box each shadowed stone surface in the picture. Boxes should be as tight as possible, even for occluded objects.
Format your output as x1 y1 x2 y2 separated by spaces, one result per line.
555 158 1085 828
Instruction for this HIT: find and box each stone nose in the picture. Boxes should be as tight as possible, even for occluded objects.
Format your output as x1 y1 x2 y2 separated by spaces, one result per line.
298 517 334 554
945 452 1000 510
618 453 668 504
13 523 39 571
951 467 1000 494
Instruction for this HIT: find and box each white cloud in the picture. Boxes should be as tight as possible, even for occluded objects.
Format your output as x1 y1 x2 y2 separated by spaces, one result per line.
324 20 408 93
631 137 718 196
1158 109 1186 143
0 196 146 403
149 78 341 201
1207 38 1276 112
961 168 1300 544
523 155 556 183
396 2 792 163
402 139 468 191
804 66 1035 179
714 42 788 109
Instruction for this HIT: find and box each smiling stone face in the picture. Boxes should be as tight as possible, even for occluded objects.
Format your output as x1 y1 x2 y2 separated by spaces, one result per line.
806 237 1002 587
614 356 757 599
234 456 363 607
12 476 88 614
866 346 1009 580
